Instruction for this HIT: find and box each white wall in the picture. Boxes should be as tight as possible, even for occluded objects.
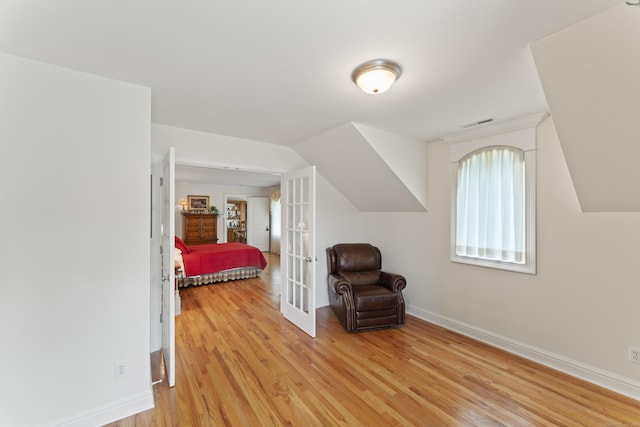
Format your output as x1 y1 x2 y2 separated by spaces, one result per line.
531 4 640 212
152 123 306 174
314 174 363 307
0 53 152 426
354 122 429 210
293 123 427 212
360 117 640 398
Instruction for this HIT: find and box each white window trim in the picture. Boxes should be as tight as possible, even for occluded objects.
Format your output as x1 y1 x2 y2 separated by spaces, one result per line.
450 149 536 274
445 113 547 275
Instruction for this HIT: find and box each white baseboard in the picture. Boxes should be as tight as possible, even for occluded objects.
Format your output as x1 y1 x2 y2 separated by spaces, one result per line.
43 388 154 427
407 305 640 401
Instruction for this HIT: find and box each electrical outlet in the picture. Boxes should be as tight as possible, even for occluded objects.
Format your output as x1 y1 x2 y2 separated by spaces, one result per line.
629 347 640 364
115 360 128 378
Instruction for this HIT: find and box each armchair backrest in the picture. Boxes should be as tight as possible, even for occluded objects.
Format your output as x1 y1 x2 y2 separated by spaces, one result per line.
329 243 381 272
328 243 382 277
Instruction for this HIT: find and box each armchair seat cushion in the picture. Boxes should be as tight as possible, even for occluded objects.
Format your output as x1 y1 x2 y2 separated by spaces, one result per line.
352 285 399 311
339 271 381 286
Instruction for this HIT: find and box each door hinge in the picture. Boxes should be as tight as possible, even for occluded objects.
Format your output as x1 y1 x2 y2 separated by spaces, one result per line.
160 177 164 186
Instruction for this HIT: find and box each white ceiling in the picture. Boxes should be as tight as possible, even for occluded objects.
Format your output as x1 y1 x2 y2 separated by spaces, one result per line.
0 1 621 186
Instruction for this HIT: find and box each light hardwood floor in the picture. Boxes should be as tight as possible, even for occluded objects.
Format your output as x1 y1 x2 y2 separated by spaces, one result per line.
109 253 640 426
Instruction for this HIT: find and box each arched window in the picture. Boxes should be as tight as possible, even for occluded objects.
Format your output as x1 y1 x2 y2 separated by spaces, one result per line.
455 146 525 263
448 117 539 274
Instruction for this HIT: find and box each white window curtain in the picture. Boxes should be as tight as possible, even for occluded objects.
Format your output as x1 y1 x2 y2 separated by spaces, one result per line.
455 146 525 263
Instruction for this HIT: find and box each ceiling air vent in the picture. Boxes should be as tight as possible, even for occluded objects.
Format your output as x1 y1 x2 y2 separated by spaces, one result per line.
461 118 494 128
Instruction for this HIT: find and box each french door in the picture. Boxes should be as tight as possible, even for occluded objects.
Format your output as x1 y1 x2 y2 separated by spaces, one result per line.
161 147 176 387
281 166 316 337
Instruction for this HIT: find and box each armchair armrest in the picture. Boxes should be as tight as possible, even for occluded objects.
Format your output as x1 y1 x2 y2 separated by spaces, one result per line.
328 273 352 295
379 271 406 293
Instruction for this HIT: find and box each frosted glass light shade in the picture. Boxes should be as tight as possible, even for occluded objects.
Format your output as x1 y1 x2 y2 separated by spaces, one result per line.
351 59 402 95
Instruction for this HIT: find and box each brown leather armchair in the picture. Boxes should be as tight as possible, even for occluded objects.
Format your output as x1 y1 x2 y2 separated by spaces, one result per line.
327 243 406 332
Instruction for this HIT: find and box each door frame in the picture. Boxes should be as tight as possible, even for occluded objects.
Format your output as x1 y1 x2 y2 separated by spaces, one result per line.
224 194 248 243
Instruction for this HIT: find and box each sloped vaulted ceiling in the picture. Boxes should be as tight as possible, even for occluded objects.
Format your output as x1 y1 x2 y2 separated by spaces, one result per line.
293 123 428 212
531 4 640 212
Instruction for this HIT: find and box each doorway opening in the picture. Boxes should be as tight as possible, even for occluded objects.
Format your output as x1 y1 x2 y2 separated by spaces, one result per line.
224 196 247 244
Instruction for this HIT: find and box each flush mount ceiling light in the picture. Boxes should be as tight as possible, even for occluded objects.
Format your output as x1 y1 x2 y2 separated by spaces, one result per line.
351 59 402 95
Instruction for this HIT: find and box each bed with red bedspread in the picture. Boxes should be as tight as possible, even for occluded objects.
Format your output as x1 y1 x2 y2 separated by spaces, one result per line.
175 237 268 288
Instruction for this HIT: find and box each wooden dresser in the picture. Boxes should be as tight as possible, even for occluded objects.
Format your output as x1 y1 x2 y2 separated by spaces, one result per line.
181 212 218 245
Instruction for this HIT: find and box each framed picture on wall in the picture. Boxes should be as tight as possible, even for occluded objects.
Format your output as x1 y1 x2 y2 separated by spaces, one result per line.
187 195 209 211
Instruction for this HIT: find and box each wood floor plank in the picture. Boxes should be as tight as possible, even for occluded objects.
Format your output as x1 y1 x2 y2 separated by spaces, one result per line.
108 252 640 426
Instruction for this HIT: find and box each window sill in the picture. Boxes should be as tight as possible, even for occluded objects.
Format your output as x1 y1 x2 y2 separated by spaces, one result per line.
450 254 536 275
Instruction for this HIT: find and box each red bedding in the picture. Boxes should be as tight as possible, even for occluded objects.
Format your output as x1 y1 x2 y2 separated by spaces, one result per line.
181 242 267 278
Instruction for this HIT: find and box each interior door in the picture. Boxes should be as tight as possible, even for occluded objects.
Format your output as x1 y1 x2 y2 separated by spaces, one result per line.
281 166 316 337
161 147 176 387
247 196 270 251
